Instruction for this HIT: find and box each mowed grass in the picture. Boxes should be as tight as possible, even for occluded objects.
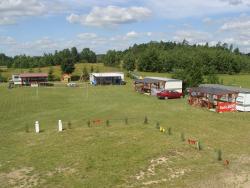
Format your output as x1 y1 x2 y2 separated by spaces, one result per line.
0 78 250 187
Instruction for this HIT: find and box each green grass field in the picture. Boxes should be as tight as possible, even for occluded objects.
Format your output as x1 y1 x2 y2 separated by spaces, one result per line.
0 74 250 188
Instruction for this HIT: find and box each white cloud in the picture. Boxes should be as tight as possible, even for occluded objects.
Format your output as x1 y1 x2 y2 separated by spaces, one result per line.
0 0 46 24
220 0 250 6
173 30 212 44
0 30 158 56
0 0 70 25
146 0 250 19
77 33 98 40
220 17 250 31
66 5 151 27
126 31 139 38
0 36 16 45
217 15 250 51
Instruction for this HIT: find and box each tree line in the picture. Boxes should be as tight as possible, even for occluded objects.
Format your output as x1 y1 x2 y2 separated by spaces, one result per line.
1 40 250 87
103 41 250 87
0 47 98 69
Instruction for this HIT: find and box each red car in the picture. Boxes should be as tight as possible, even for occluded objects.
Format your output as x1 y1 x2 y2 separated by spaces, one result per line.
157 90 183 99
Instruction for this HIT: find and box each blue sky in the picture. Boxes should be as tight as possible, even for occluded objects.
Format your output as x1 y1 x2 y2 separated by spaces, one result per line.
0 0 250 56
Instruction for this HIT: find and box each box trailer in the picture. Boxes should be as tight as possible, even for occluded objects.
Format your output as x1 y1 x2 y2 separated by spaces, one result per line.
134 77 182 96
236 93 250 112
145 77 182 93
90 72 125 85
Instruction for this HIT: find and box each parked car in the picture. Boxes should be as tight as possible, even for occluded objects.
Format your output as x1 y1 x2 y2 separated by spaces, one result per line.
157 90 183 99
67 82 78 87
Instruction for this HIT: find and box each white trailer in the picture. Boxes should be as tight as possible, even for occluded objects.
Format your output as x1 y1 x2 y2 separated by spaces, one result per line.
236 93 250 112
145 77 183 93
90 72 125 85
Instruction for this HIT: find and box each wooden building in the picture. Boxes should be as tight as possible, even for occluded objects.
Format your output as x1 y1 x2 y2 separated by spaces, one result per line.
62 74 71 83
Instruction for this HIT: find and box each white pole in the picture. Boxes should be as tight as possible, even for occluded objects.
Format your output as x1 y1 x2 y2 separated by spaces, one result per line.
58 120 63 132
35 121 40 133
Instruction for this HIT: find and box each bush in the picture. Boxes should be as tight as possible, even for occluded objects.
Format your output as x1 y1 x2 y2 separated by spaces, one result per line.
180 132 185 142
87 120 91 127
71 75 80 81
167 127 172 135
144 116 148 124
39 82 54 87
25 124 29 133
125 117 128 125
156 122 160 129
0 74 7 82
106 120 110 127
67 121 72 129
216 149 222 161
54 76 61 81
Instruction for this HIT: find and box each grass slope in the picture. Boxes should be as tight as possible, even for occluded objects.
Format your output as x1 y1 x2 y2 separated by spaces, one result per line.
0 79 250 187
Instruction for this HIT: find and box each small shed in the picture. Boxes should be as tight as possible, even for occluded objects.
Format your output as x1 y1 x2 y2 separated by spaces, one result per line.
90 72 125 85
134 77 182 95
62 74 71 83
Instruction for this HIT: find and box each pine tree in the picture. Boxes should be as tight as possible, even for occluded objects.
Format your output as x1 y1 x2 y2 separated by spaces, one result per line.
48 67 54 81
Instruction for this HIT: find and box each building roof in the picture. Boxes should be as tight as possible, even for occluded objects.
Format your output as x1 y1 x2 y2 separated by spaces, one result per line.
199 84 250 94
91 72 124 77
135 77 182 84
19 73 48 78
134 79 157 84
145 77 182 82
189 87 237 96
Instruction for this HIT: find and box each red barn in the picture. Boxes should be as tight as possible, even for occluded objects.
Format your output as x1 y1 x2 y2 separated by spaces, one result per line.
20 73 48 86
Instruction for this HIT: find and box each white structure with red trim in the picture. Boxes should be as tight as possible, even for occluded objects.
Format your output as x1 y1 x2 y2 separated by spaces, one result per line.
145 77 183 93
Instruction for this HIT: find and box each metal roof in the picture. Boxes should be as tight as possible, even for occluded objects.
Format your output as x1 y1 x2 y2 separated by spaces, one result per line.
134 79 157 84
145 77 182 82
135 77 182 84
190 87 237 96
19 73 48 78
200 84 250 94
91 72 124 77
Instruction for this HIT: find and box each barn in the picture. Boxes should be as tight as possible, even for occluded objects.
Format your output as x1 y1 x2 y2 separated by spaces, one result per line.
134 77 182 95
90 72 125 85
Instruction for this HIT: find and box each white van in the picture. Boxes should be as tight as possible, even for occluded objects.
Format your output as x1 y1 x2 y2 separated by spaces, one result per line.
236 93 250 112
